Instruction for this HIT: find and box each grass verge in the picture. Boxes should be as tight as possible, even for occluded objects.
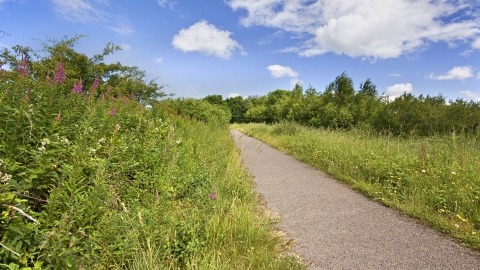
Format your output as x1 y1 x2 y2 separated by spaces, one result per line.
233 122 480 251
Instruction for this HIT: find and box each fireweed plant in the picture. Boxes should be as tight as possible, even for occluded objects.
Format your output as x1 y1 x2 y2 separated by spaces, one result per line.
234 122 480 251
0 61 305 269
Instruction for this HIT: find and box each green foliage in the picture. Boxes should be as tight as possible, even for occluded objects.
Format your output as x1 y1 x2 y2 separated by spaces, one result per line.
235 122 480 251
0 42 304 269
225 96 248 123
0 34 165 105
162 98 232 127
242 72 479 136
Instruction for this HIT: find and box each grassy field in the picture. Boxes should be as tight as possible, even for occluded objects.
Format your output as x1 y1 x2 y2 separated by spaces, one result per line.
233 122 480 251
0 75 305 269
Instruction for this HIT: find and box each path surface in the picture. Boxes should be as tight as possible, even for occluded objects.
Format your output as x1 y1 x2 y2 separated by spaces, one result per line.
232 130 480 270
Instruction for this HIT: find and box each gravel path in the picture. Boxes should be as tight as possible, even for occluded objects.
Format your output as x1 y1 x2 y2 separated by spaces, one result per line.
232 130 480 270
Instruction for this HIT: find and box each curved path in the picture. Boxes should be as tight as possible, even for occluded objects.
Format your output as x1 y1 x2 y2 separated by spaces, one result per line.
232 130 480 270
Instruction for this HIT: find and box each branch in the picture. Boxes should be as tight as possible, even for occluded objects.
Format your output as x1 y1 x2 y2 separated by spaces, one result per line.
5 205 39 224
0 242 20 257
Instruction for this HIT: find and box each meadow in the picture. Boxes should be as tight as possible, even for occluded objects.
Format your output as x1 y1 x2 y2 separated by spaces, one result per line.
233 121 480 251
0 62 305 269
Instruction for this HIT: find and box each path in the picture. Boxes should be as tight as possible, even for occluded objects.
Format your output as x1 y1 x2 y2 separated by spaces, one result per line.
232 130 480 270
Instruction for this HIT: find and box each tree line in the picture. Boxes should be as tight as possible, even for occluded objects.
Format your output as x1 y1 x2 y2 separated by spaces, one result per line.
205 72 480 137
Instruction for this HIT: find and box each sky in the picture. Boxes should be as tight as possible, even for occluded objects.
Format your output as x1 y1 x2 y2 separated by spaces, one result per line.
1 0 480 101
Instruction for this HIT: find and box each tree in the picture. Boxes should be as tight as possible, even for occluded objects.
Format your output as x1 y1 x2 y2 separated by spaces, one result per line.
225 96 248 123
326 71 355 106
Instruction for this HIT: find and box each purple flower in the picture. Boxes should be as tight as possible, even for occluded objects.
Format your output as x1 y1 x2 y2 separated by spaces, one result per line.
91 76 99 90
53 60 65 83
108 108 117 115
72 78 84 94
209 184 217 200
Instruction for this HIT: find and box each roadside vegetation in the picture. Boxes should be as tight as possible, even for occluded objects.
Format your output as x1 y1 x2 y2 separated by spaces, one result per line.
0 36 305 269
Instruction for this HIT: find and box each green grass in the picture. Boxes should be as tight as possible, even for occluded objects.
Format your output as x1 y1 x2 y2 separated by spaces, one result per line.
0 72 306 269
233 122 480 251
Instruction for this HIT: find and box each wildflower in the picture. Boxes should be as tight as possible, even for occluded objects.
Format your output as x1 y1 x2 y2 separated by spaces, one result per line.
0 172 12 183
209 184 217 200
473 231 477 236
107 86 112 93
41 138 51 146
421 169 426 173
60 138 69 145
53 59 65 83
108 108 117 115
451 172 457 175
72 78 84 94
0 159 3 166
456 214 467 222
454 224 460 228
130 91 135 100
92 76 99 90
176 140 182 145
90 148 97 155
115 124 120 131
17 55 29 78
38 146 46 152
98 138 106 144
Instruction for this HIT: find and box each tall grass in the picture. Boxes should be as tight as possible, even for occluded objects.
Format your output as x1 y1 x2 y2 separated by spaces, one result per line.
0 70 305 269
234 122 480 250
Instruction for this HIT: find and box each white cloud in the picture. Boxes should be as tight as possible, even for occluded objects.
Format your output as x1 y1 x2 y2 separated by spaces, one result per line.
154 57 163 63
472 38 480 49
385 83 413 100
290 78 303 88
172 20 243 59
228 0 480 59
157 0 167 7
228 93 241 98
120 44 132 52
267 64 298 78
49 0 134 35
429 66 474 81
388 73 401 77
459 90 480 101
109 16 134 36
50 0 106 23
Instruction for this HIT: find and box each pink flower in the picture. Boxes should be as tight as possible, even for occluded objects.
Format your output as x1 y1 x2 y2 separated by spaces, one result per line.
209 184 217 200
17 55 29 78
72 78 84 94
108 108 117 115
53 60 65 83
91 76 99 90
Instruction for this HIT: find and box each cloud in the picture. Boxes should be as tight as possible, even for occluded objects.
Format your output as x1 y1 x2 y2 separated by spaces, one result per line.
172 20 243 59
267 64 298 78
290 78 303 88
388 73 401 77
154 57 163 63
429 66 474 81
109 16 134 36
50 0 107 23
228 93 241 98
49 0 134 35
385 83 413 100
228 0 480 59
472 38 480 49
121 44 132 50
157 0 167 7
459 90 480 101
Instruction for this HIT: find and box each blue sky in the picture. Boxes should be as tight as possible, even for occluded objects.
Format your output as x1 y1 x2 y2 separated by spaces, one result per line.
1 0 480 101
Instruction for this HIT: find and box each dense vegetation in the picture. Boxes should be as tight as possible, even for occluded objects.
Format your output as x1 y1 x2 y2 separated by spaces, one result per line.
209 73 480 137
0 38 305 269
234 122 480 251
